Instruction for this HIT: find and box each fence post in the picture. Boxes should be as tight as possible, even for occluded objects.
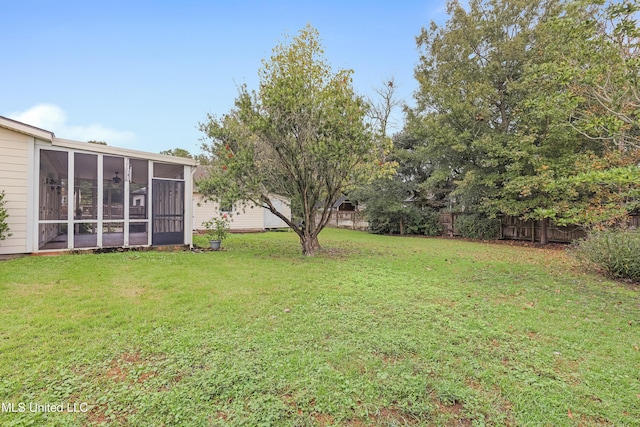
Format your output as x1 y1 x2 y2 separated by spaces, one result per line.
531 220 535 242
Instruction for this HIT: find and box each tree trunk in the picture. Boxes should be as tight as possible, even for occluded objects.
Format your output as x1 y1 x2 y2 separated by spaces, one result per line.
300 233 320 256
540 218 548 245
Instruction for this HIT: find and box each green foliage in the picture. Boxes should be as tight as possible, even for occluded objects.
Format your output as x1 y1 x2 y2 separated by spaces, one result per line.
573 228 640 282
525 0 640 225
202 214 231 242
413 209 443 236
159 148 193 158
406 0 640 231
355 169 443 237
0 191 11 241
541 0 640 151
367 202 442 237
199 25 376 256
409 0 578 221
454 213 501 239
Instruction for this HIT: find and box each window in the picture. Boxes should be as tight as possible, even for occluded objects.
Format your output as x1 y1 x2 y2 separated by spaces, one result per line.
219 200 233 214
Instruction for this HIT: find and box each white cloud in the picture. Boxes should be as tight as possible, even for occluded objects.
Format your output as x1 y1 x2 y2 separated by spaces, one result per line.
7 104 136 145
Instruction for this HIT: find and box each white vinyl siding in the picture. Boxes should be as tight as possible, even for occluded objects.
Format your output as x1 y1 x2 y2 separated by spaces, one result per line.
0 127 30 254
193 193 265 232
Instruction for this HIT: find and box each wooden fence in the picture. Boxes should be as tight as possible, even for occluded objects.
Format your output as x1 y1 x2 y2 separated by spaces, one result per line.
323 210 638 244
440 212 587 243
500 216 586 243
316 210 369 231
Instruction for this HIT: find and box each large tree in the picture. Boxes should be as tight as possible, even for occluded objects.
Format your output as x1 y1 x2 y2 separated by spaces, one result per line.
408 0 601 243
531 0 640 226
199 25 376 256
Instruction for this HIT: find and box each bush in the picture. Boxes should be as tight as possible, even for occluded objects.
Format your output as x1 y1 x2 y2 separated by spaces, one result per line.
367 206 443 236
421 210 444 236
573 228 640 282
454 214 501 239
0 191 10 241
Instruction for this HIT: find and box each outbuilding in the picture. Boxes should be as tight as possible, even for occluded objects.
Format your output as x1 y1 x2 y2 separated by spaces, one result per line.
0 116 197 255
192 166 291 232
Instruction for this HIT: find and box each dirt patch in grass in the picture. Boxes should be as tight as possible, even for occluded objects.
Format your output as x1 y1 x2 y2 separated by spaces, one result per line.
313 413 335 426
104 352 159 385
86 403 134 426
105 352 140 382
436 401 473 426
374 407 420 425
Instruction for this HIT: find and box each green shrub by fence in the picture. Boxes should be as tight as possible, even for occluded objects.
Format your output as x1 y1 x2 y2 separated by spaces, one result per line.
453 214 501 240
573 229 640 282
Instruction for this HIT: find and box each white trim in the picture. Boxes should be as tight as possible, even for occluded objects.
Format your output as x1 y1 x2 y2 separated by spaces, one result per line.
25 137 36 252
124 158 130 246
0 116 54 141
97 154 104 247
32 145 41 251
67 152 75 250
52 138 197 165
147 162 154 246
184 164 194 248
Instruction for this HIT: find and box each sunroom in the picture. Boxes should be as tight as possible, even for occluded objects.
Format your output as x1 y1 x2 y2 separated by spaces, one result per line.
0 116 196 254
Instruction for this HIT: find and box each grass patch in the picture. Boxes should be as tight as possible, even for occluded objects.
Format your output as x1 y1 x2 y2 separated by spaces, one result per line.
0 229 638 426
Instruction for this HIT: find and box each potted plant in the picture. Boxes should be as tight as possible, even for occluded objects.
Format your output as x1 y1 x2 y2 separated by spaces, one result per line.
202 215 230 250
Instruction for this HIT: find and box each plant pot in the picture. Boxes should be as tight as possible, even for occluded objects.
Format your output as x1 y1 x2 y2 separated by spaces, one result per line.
209 240 221 250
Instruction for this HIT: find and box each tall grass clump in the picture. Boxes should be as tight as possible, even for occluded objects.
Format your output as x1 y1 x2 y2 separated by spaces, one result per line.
573 228 640 282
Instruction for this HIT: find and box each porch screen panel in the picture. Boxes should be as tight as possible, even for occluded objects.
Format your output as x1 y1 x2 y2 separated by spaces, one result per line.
39 150 68 221
152 179 184 245
103 156 124 220
103 222 125 247
39 150 69 249
129 159 148 220
74 153 98 220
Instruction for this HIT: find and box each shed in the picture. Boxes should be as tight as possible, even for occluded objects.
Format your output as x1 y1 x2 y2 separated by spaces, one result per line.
332 196 358 211
0 116 197 254
192 166 291 232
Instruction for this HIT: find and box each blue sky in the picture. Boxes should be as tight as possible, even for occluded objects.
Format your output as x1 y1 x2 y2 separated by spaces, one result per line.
1 1 450 155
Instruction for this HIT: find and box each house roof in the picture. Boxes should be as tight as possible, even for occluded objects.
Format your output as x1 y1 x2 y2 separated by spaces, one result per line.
0 116 197 166
0 116 55 140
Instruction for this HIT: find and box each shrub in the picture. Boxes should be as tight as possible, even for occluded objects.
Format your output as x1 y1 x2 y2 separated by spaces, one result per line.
202 214 231 241
0 191 10 241
573 228 640 282
422 210 444 236
368 205 442 236
454 214 501 239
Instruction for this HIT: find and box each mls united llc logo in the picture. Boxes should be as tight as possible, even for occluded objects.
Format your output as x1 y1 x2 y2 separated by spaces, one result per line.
2 402 89 413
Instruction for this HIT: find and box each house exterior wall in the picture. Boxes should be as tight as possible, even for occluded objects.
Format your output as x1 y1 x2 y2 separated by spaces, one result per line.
0 127 31 255
193 192 265 232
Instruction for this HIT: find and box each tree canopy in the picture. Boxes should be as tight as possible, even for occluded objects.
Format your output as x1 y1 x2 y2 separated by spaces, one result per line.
198 25 378 255
159 148 193 158
402 0 639 241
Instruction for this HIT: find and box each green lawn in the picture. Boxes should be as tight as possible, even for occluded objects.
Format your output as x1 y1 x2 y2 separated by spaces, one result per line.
0 229 638 426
